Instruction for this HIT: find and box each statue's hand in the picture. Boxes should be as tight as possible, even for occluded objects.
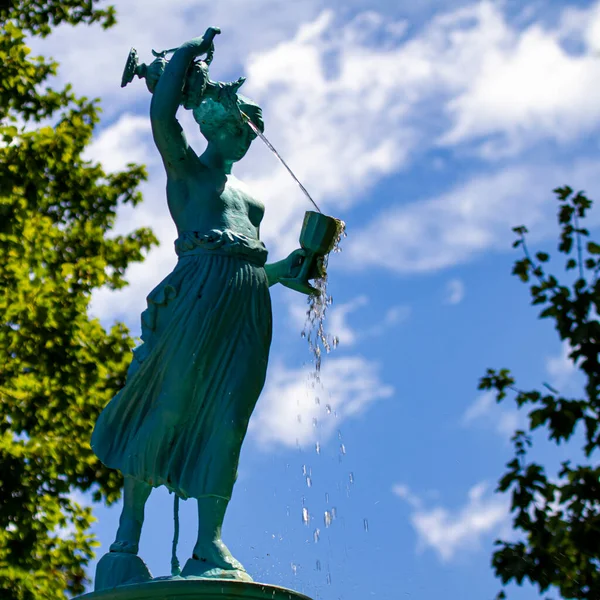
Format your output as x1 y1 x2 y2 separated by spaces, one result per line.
282 249 326 280
283 249 306 280
183 26 221 57
197 26 221 53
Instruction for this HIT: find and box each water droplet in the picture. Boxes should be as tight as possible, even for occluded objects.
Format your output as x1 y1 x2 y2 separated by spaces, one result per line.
326 572 332 585
306 476 312 488
315 396 320 405
286 506 290 517
313 528 320 543
363 518 369 532
324 510 333 528
302 507 309 526
349 472 354 484
339 443 346 455
331 507 337 520
302 465 308 477
325 404 332 414
316 559 322 571
338 430 342 440
291 563 298 575
315 442 321 455
297 414 302 423
312 417 318 428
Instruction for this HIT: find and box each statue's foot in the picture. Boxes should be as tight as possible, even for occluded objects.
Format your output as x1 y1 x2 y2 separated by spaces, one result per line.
109 540 139 554
94 551 152 591
181 539 252 581
110 517 142 554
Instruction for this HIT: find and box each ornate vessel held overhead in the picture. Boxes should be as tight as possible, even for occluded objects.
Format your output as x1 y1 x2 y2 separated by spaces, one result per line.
121 44 214 110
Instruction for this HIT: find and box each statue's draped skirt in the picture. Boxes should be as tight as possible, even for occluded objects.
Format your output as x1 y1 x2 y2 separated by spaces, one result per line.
91 230 272 500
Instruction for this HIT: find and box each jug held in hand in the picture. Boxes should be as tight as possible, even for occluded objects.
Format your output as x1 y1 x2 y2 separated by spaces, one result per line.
279 211 341 296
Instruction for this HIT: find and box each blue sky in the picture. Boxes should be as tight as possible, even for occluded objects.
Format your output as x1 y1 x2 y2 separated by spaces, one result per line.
32 1 600 598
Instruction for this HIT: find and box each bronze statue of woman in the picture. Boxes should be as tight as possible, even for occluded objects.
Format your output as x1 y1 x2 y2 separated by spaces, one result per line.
91 27 310 588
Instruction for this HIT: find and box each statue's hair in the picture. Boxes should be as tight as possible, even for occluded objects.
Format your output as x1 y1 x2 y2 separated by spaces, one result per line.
237 94 264 133
192 94 264 141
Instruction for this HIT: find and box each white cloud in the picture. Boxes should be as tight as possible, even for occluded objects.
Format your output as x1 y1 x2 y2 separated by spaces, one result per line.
287 295 410 349
287 294 369 348
462 391 523 438
346 158 600 274
437 2 600 154
545 341 579 393
250 356 393 449
327 295 369 347
84 114 155 174
444 279 465 304
394 481 508 562
88 182 178 330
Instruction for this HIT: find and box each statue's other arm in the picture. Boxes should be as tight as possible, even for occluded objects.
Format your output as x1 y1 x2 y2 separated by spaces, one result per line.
264 250 320 288
264 262 286 287
150 27 220 176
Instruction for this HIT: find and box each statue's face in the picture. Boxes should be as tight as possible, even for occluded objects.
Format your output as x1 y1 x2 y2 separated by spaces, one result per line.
207 120 257 163
194 99 262 163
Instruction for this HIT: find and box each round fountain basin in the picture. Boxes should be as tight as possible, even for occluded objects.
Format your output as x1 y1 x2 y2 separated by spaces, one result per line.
76 579 313 600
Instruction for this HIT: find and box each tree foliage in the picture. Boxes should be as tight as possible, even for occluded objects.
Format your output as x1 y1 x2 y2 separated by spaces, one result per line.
0 2 157 598
481 186 600 599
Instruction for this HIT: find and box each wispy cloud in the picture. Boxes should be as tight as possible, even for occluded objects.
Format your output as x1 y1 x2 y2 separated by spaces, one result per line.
347 158 600 274
462 391 523 438
545 341 579 394
439 2 600 156
393 481 508 562
288 295 410 350
84 113 155 174
444 279 465 304
250 356 393 449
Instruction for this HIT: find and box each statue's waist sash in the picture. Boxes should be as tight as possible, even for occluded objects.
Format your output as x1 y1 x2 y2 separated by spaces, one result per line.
174 229 268 267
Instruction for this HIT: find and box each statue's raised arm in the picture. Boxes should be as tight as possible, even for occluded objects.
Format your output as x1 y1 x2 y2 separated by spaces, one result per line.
149 27 220 174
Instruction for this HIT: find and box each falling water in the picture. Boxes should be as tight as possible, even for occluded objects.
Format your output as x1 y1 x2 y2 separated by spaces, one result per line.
241 111 346 372
241 112 323 214
241 111 353 595
301 218 346 374
302 507 310 526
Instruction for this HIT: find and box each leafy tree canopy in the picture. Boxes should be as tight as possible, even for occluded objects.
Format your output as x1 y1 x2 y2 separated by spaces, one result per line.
481 186 600 600
0 2 157 598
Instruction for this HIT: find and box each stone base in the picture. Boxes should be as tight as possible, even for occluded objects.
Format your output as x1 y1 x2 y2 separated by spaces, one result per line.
95 552 152 590
75 578 312 600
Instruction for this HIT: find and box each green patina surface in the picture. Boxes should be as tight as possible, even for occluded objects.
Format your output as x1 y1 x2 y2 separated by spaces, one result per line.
88 27 332 597
78 579 313 600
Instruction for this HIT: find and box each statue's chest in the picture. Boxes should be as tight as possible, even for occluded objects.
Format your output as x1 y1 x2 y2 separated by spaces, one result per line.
221 181 265 228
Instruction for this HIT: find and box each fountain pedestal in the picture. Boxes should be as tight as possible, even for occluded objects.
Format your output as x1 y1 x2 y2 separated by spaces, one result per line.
76 579 312 600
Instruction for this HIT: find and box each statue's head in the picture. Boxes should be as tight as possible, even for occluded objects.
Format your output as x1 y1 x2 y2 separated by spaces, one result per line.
193 94 264 163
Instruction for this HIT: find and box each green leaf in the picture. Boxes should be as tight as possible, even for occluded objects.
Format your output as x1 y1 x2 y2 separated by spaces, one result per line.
587 241 600 255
